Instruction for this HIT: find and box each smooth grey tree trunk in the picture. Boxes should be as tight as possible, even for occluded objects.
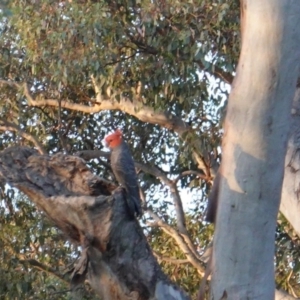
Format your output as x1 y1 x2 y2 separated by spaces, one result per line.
211 1 300 299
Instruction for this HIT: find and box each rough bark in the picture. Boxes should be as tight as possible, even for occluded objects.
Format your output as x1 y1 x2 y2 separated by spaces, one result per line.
211 1 300 299
0 147 189 300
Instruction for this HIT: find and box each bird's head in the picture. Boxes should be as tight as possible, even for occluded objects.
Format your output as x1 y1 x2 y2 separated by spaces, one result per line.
103 129 123 148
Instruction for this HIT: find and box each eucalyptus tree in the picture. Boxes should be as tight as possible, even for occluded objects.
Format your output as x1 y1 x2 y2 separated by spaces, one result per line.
0 0 300 299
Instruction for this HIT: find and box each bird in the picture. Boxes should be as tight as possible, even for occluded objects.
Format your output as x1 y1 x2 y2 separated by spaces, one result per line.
103 129 142 218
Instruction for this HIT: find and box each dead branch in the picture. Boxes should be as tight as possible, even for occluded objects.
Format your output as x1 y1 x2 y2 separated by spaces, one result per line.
0 146 189 300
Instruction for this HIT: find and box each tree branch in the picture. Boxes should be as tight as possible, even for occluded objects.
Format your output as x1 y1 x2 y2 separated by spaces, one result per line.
0 120 46 155
24 80 190 135
153 251 190 265
19 258 69 283
133 165 202 262
194 60 234 85
174 170 208 184
0 79 21 88
134 162 173 186
147 210 204 276
27 79 210 174
1 80 213 175
0 146 189 300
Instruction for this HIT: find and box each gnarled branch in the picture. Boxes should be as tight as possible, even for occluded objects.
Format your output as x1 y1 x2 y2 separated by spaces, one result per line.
0 146 189 300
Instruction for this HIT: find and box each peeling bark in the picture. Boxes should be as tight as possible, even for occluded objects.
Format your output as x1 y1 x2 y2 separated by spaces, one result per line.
280 87 300 237
0 147 189 300
275 289 298 300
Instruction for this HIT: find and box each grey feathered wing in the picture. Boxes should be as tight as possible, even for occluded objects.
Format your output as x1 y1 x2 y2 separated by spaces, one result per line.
110 142 142 218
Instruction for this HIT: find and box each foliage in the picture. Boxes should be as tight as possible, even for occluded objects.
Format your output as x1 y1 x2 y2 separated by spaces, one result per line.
0 0 299 298
148 215 214 298
275 213 300 297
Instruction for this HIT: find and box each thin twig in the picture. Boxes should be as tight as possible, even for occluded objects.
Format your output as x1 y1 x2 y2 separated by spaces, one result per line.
174 170 208 184
153 251 190 265
147 210 204 275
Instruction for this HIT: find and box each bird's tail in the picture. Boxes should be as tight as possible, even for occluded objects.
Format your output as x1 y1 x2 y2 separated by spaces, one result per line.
126 195 142 219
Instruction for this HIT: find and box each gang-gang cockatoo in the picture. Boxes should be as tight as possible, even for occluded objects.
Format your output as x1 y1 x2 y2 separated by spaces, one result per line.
104 129 142 218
